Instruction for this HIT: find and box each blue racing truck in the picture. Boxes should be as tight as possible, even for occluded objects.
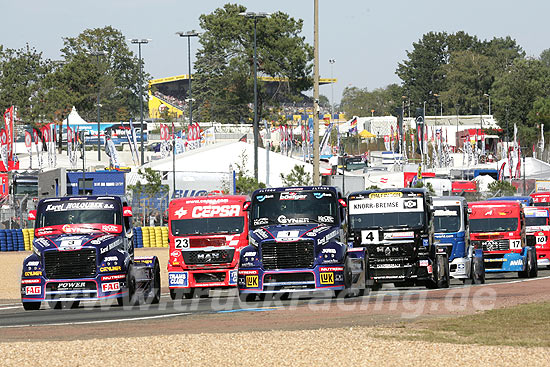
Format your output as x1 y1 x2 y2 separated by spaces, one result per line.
238 186 366 300
433 196 485 284
20 195 161 310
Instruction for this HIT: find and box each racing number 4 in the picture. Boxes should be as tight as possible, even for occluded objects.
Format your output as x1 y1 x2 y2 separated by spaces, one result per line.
361 230 380 244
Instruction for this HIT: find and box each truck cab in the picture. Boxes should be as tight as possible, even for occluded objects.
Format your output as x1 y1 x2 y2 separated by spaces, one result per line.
530 192 550 207
167 195 249 299
468 201 537 277
524 206 550 268
238 186 365 300
433 196 484 283
21 195 161 310
347 188 450 289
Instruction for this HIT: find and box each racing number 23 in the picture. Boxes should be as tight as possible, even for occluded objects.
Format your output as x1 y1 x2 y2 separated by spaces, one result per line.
361 230 380 244
174 238 190 249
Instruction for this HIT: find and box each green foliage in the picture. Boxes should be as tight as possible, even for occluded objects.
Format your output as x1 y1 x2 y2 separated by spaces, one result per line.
280 164 312 187
413 180 435 195
194 4 313 124
487 180 517 197
340 83 403 117
128 167 168 199
232 151 266 194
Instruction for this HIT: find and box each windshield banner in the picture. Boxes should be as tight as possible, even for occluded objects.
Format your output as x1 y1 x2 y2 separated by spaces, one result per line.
349 197 423 214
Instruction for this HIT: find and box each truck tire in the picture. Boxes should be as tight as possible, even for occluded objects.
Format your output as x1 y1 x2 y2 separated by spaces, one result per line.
22 302 41 311
170 289 182 300
183 288 195 299
370 281 382 291
529 248 538 278
118 264 137 306
519 249 535 278
393 280 415 287
472 256 485 284
149 262 161 304
427 255 450 289
239 293 258 302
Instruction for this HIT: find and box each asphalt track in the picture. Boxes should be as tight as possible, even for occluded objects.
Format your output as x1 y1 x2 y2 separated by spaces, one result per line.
1 269 549 341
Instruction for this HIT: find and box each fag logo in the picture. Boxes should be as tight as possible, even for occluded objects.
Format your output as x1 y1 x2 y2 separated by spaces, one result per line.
320 272 334 284
101 282 121 292
25 286 41 295
245 275 259 288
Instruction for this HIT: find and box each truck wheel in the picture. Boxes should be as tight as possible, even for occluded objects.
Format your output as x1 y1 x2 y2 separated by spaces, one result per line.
529 249 538 278
118 264 137 306
519 250 532 278
170 289 182 300
427 255 450 289
183 289 195 299
472 257 485 284
22 302 41 311
149 262 161 304
370 281 382 291
239 293 257 302
48 301 62 309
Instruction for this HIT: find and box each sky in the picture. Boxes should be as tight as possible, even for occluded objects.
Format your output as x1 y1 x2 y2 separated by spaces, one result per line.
2 1 549 104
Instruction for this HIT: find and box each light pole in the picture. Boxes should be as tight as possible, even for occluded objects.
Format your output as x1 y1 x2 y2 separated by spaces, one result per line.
88 50 106 161
484 93 491 116
130 38 151 165
329 59 335 117
433 93 442 116
240 11 269 181
176 30 200 127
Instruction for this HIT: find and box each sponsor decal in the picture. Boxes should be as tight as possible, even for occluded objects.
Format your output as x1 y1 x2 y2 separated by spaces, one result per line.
99 266 121 272
256 194 274 202
253 228 270 239
27 261 40 267
320 272 334 284
280 192 308 200
37 227 54 235
104 256 118 262
313 192 332 199
57 282 86 289
253 218 268 226
368 192 403 199
422 239 429 246
191 205 240 218
238 269 259 275
100 239 122 254
168 272 189 287
427 265 433 274
25 286 41 295
34 238 50 247
45 202 115 212
135 259 152 264
60 239 83 249
434 209 458 217
306 225 330 237
318 230 339 246
101 282 120 292
101 274 125 281
229 270 238 285
403 199 418 209
384 231 414 239
317 215 335 223
174 237 190 249
101 224 121 233
277 230 299 239
24 271 42 276
510 259 523 266
319 266 344 272
174 207 188 218
171 250 180 257
322 248 336 254
245 275 259 288
277 215 309 224
21 278 41 284
243 251 257 257
419 260 429 267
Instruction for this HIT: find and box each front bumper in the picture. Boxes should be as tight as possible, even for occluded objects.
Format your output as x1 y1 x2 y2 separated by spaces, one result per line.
484 252 525 272
168 268 238 289
449 257 471 279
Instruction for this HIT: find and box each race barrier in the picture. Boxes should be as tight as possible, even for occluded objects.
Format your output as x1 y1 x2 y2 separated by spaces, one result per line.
0 227 168 251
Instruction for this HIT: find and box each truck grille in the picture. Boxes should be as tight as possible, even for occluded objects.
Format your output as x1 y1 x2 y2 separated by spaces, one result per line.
261 241 315 270
182 248 235 265
44 248 97 279
473 239 510 251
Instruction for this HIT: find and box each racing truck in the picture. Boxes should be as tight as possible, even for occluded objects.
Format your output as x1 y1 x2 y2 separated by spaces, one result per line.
524 206 550 269
20 195 161 310
238 186 366 300
167 195 249 299
468 200 537 278
347 188 450 290
433 196 485 284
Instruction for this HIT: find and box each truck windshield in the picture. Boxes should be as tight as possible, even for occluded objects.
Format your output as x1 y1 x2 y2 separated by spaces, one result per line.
526 217 547 226
250 190 338 227
470 218 518 233
349 212 424 230
36 200 121 228
433 205 461 233
171 217 244 236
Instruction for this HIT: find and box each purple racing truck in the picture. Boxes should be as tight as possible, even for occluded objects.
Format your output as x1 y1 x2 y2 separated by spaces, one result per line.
21 195 161 310
238 186 366 300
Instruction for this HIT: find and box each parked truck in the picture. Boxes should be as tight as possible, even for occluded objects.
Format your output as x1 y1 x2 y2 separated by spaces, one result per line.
524 206 550 269
238 186 366 300
167 195 249 299
433 196 485 284
21 195 161 310
468 201 537 277
347 188 450 289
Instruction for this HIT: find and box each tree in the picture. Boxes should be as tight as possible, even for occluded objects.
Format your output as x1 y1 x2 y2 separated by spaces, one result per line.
128 167 168 200
340 83 403 117
280 164 312 186
193 4 313 124
232 150 266 194
487 180 517 197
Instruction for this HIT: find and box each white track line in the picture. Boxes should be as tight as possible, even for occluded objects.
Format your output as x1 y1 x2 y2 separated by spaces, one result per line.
0 312 191 329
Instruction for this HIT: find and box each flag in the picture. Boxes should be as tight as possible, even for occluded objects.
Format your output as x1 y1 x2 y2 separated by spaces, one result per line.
239 134 247 143
498 161 506 180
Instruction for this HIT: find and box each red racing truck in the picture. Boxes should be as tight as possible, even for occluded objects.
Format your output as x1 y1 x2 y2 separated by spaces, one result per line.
524 206 550 269
530 192 550 207
167 195 248 299
468 201 537 277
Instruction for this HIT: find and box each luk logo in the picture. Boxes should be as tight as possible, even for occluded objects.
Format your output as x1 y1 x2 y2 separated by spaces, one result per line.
246 275 259 288
320 272 334 284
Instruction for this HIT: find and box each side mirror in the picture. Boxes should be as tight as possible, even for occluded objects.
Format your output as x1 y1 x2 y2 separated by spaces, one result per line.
243 201 251 211
338 198 347 208
28 210 37 221
123 206 133 217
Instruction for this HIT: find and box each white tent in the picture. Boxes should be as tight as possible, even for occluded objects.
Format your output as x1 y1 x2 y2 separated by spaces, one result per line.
145 141 313 187
63 106 88 125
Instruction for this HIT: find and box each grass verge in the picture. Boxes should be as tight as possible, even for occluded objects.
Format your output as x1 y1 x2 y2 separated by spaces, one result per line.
377 301 550 348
